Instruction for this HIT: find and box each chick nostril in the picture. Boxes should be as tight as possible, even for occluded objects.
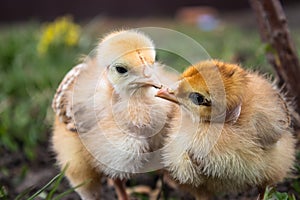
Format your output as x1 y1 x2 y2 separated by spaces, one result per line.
143 66 152 78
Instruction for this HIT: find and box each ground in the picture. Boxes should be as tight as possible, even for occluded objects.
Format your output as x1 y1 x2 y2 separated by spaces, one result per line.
1 132 299 199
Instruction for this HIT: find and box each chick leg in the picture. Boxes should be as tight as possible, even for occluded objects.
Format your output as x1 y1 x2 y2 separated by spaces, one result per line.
113 178 129 200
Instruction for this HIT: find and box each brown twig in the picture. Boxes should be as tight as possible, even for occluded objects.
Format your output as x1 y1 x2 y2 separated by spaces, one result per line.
249 0 300 130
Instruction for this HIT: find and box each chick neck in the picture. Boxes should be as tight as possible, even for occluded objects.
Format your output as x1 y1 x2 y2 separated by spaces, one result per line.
111 86 158 134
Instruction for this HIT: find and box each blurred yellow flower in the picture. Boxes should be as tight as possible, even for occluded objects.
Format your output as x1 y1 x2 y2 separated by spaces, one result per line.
37 16 81 55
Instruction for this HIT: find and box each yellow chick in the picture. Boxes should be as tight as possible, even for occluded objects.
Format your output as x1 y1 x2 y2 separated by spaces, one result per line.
156 60 296 200
51 30 175 200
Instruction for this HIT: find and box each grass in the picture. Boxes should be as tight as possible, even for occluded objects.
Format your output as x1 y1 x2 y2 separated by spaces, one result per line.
9 165 84 200
0 17 299 199
264 187 296 200
0 21 92 159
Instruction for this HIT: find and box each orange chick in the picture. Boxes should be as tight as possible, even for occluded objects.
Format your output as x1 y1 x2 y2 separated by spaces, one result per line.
51 30 175 200
156 60 296 200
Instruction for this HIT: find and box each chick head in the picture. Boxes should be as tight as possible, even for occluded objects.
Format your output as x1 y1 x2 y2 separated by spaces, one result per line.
97 30 160 96
156 60 248 122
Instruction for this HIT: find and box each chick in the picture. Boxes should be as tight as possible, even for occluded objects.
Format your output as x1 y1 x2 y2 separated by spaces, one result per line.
51 30 175 200
156 60 296 199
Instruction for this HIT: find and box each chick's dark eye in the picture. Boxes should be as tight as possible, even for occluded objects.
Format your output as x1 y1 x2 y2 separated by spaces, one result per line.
115 66 128 74
189 92 205 106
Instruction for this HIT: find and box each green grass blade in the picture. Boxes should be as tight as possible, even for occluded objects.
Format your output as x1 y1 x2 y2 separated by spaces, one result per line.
0 186 8 200
52 181 88 200
15 187 34 200
27 173 61 200
46 165 68 200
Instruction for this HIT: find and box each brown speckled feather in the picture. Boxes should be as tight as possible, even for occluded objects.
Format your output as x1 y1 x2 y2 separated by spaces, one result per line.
52 63 86 132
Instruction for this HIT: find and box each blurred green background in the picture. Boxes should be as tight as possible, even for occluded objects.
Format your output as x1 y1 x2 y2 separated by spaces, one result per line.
0 2 300 199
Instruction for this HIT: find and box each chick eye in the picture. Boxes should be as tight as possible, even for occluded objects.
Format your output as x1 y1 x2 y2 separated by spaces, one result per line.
189 92 205 106
115 65 128 74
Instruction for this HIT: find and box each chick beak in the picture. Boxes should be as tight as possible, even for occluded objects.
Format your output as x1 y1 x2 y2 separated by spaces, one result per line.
142 81 162 89
155 88 179 104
